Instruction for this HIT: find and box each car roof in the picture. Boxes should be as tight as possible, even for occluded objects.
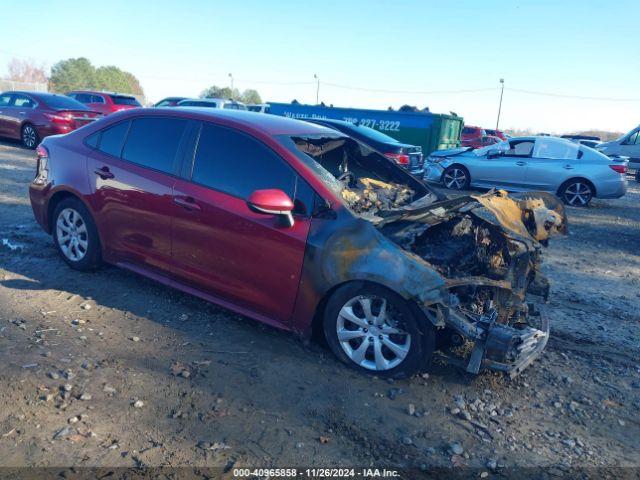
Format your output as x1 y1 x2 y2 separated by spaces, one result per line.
178 97 240 104
68 90 134 97
9 91 74 102
117 107 338 136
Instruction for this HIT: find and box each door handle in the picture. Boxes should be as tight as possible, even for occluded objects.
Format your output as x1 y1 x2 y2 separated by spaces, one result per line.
563 165 574 170
94 166 114 179
516 161 527 166
174 196 201 211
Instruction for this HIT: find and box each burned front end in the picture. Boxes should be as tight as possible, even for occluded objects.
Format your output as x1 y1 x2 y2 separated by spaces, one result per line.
289 133 566 376
343 179 567 376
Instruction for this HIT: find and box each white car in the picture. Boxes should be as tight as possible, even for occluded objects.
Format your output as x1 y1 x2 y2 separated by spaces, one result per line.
177 98 247 110
597 126 640 182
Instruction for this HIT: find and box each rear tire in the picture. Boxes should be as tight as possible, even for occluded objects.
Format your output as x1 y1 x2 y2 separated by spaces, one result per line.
559 179 594 206
442 165 470 190
52 197 102 271
323 282 434 379
21 123 38 149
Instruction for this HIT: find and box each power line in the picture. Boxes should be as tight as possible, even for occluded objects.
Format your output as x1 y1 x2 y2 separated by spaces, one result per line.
506 87 640 102
322 81 497 95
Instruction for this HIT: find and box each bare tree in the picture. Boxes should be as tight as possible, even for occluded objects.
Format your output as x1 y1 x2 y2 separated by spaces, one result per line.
6 58 47 84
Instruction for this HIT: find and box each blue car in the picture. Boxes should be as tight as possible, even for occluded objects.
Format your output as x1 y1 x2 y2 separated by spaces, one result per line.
424 136 628 206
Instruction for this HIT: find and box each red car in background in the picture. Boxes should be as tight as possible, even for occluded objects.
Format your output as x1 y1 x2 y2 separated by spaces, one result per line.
485 128 508 141
66 90 142 116
461 125 486 147
0 91 101 148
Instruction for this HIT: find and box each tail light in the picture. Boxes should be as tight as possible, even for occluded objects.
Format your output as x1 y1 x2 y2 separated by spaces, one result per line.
34 145 49 184
384 153 410 166
43 111 74 124
609 164 627 174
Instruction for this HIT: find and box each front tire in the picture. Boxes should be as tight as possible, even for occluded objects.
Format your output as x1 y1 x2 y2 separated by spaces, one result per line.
21 123 38 149
52 198 102 271
323 282 434 378
442 165 470 190
559 179 594 206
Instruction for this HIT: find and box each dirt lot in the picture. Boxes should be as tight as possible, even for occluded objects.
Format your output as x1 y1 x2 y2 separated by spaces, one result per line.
1 140 639 475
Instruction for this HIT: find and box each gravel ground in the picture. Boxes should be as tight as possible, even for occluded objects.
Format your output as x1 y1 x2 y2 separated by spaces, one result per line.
0 140 639 475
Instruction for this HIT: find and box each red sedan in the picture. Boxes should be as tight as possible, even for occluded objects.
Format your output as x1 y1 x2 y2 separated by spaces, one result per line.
0 91 101 148
29 108 564 378
66 90 142 116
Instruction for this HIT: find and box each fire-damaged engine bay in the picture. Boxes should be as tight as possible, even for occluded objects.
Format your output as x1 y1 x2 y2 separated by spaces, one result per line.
293 134 567 375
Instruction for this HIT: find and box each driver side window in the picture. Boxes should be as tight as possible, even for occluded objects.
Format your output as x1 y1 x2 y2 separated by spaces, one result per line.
504 140 534 157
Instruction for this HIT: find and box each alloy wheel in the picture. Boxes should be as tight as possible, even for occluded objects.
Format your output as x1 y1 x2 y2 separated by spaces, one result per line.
443 168 467 190
564 182 592 206
336 295 411 371
56 208 89 262
22 125 37 148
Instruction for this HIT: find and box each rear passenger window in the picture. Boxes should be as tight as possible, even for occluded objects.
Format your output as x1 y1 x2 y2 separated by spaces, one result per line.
192 123 313 215
122 117 188 174
98 121 130 158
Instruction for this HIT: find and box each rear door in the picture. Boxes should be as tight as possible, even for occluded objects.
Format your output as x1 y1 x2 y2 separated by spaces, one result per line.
4 93 36 138
0 93 14 136
524 138 581 190
86 116 191 275
171 122 315 324
472 139 533 189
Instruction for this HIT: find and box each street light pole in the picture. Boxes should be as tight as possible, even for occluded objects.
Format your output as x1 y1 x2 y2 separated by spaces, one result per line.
496 78 504 130
228 73 234 91
314 74 319 104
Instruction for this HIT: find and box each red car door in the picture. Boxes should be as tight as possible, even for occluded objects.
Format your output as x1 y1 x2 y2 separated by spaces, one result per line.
85 116 190 275
171 122 314 325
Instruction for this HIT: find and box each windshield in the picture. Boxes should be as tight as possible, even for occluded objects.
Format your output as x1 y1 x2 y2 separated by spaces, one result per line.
473 140 509 156
111 95 141 106
40 94 89 111
350 123 399 144
280 134 437 217
179 100 216 107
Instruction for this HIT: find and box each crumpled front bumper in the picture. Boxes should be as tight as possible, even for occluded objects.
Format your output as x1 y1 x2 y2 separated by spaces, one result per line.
427 303 549 378
481 313 549 378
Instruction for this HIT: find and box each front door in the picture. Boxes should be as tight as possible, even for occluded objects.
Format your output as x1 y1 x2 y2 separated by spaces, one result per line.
86 116 190 275
171 122 315 324
474 139 534 189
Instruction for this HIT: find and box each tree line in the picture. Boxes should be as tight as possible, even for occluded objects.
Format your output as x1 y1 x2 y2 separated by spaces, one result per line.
4 58 264 104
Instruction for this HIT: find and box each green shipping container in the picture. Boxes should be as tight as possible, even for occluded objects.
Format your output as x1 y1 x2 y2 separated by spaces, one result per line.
266 102 463 155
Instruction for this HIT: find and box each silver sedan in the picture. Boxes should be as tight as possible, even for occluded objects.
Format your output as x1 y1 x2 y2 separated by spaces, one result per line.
424 136 628 206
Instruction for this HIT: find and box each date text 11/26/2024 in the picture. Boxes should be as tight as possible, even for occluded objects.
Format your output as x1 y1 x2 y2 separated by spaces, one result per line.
233 468 400 478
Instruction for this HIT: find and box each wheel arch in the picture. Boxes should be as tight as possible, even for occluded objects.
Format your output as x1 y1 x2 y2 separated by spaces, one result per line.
310 279 432 343
46 189 102 245
442 163 471 187
557 176 597 198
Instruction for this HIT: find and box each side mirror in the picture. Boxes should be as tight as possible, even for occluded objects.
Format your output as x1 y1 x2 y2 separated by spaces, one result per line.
247 189 295 228
486 149 501 159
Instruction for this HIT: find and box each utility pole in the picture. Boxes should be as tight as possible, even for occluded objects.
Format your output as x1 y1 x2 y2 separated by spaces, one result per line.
314 74 319 104
228 73 234 91
496 78 504 130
